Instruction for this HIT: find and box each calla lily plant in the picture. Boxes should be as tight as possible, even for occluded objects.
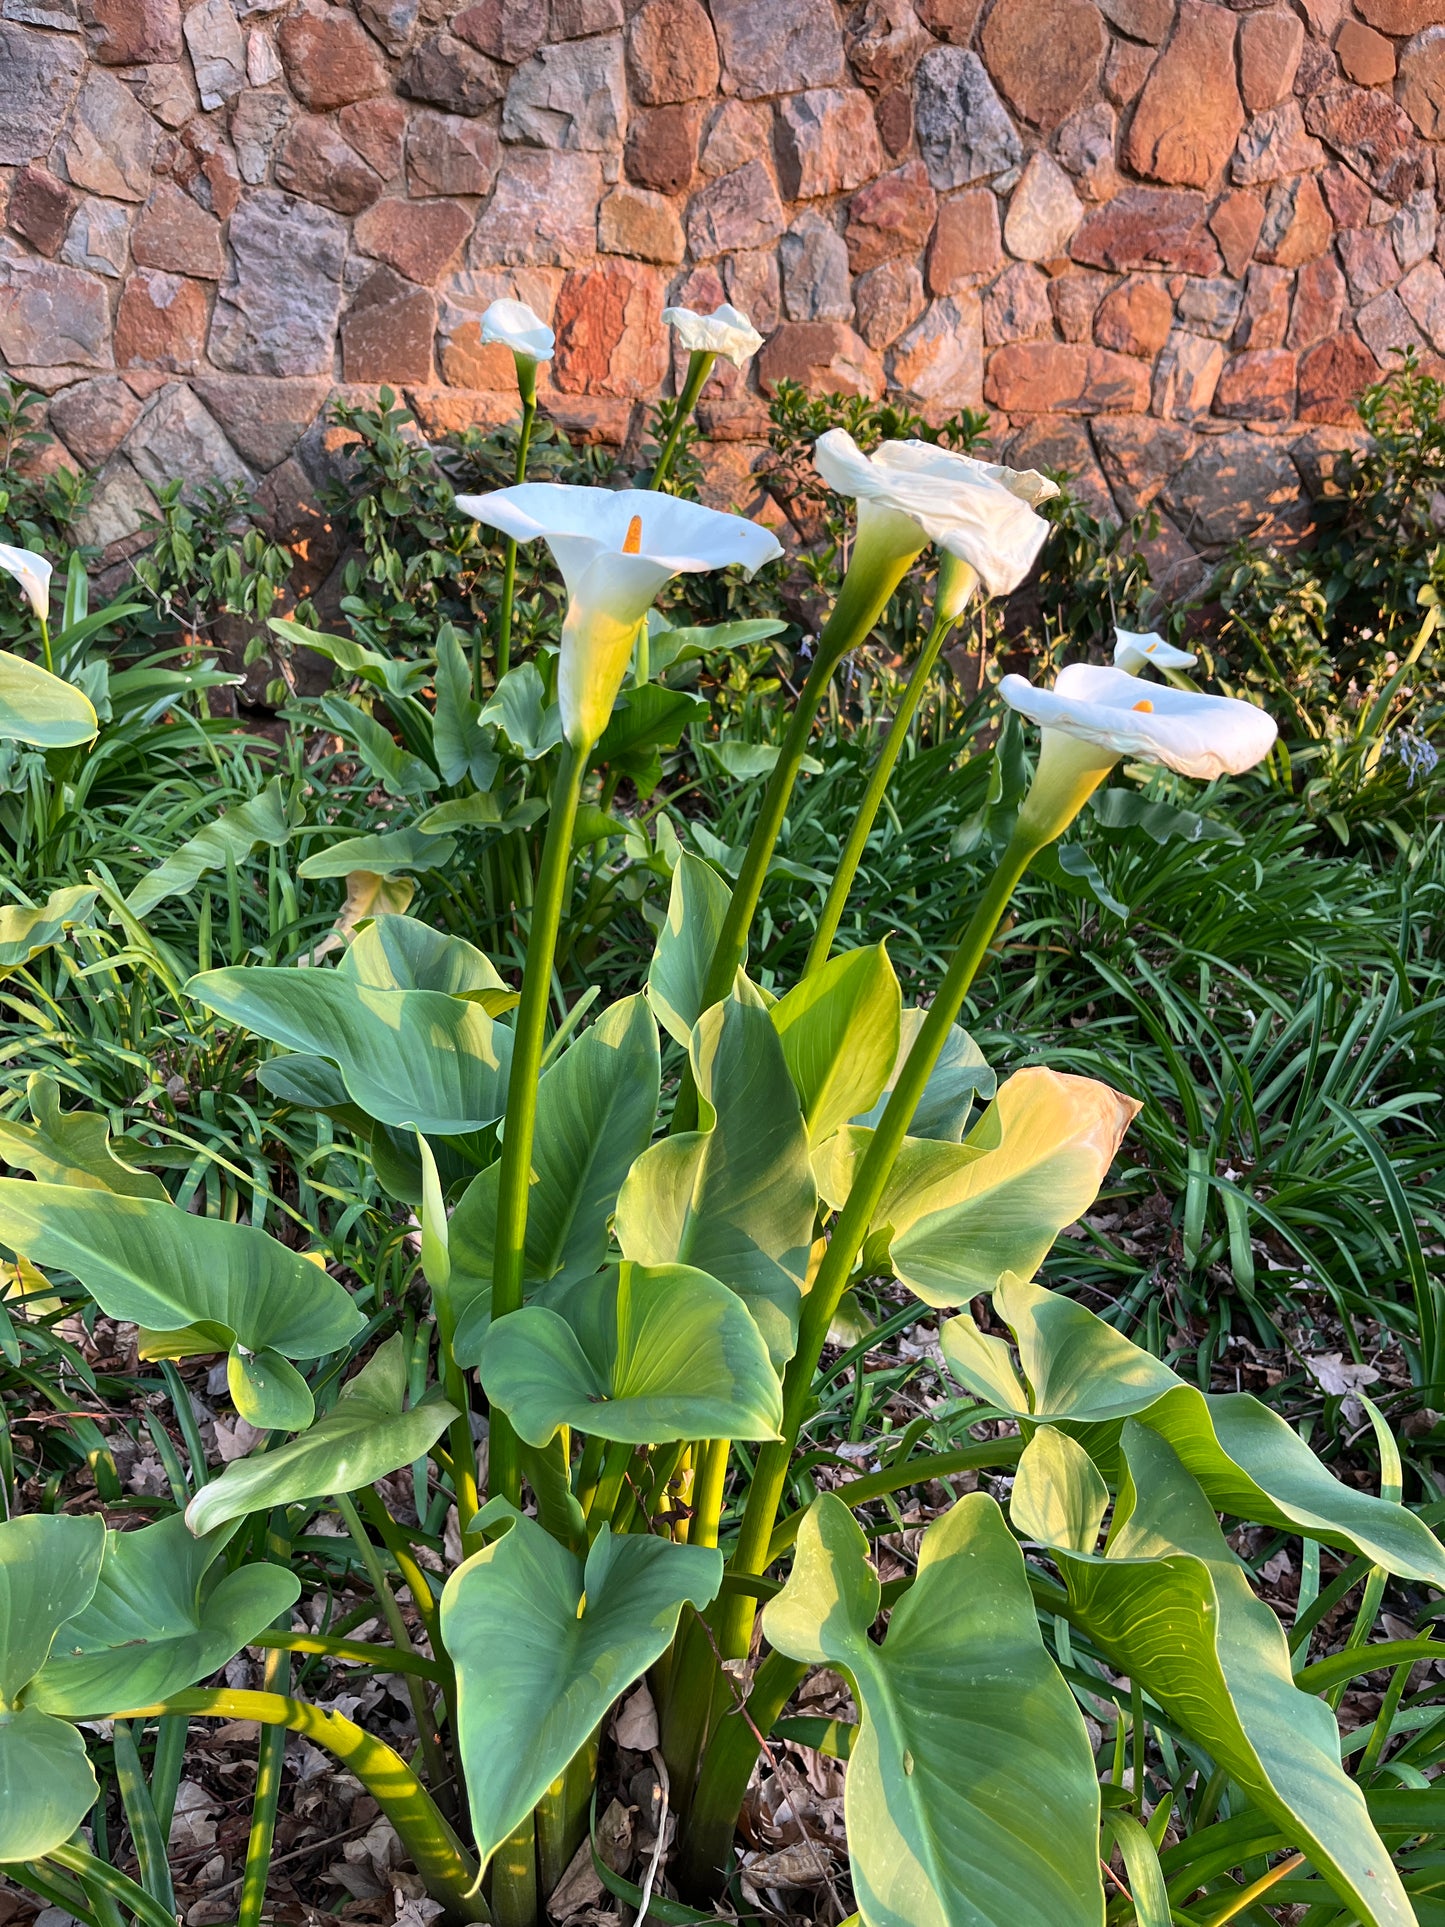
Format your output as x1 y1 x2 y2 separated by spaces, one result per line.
653 303 764 489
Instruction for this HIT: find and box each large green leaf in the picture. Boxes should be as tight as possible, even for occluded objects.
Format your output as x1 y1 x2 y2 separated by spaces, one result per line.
0 651 97 748
125 778 303 917
188 964 512 1135
185 1337 457 1537
943 1274 1445 1586
0 1514 105 1861
340 915 506 997
269 616 430 699
614 984 815 1366
318 693 439 797
769 944 900 1148
480 662 562 760
414 792 545 839
763 1494 1102 1927
298 827 456 878
433 626 497 788
852 1008 995 1142
646 853 736 1048
0 1075 168 1199
888 1067 1141 1305
0 886 98 976
0 1182 362 1428
479 1261 782 1447
29 1513 299 1717
441 1512 721 1867
449 996 660 1360
1056 1426 1412 1927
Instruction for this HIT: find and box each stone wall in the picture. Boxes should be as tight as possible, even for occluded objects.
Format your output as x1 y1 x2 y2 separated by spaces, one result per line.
2 0 1444 587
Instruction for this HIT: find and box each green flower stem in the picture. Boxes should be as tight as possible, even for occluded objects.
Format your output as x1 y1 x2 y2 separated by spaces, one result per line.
119 1689 487 1921
803 602 957 975
494 395 537 684
38 612 53 675
240 1531 292 1927
251 1628 444 1680
12 1861 99 1927
586 1437 634 1536
490 1814 538 1927
674 1650 808 1897
688 1438 728 1549
649 351 715 491
535 1731 598 1898
491 738 587 1505
717 819 1047 1660
46 1845 179 1927
672 536 920 1132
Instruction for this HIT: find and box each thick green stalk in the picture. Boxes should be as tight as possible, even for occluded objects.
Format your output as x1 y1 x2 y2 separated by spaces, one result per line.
494 397 537 683
490 1814 537 1927
117 1689 486 1921
675 1650 808 1896
717 821 1044 1657
672 542 919 1132
803 607 953 974
46 1845 177 1927
649 351 714 490
535 1733 598 1897
490 739 586 1504
239 1634 290 1927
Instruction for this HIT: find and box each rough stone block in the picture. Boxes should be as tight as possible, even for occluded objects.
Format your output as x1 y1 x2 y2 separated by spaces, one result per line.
209 190 347 375
984 340 1150 412
115 269 208 372
342 266 437 383
406 111 500 197
914 46 1021 187
927 189 1002 291
1214 346 1297 418
845 160 936 272
1125 1 1244 189
355 198 472 284
553 260 668 396
709 0 845 99
774 89 882 200
0 23 85 165
1093 273 1172 357
626 0 719 104
686 161 784 258
979 0 1106 133
469 149 601 267
759 320 884 396
502 36 626 151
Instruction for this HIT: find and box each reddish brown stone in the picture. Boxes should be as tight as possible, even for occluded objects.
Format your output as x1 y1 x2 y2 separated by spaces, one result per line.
1093 413 1198 512
926 190 1002 293
339 99 407 181
406 111 500 196
980 0 1106 133
627 0 720 105
342 267 436 383
1303 86 1424 202
1125 2 1244 189
853 256 925 348
48 376 142 466
1256 174 1331 268
774 88 883 200
553 261 668 397
874 87 913 158
354 198 471 284
686 161 785 257
85 0 182 63
1320 164 1371 228
625 104 699 195
279 1 385 110
759 320 885 396
552 0 623 36
1103 37 1154 106
1399 27 1445 138
599 184 685 263
1213 346 1296 419
115 268 207 372
984 341 1150 413
1337 226 1398 304
983 261 1052 343
915 0 982 39
1209 190 1265 278
1355 0 1438 31
1297 330 1379 421
178 119 242 222
845 0 929 95
453 0 547 62
1287 253 1346 349
192 376 331 468
1073 188 1221 275
845 160 936 272
1233 262 1292 348
131 181 224 279
398 35 506 117
8 166 75 257
276 117 383 215
1093 274 1172 357
1239 9 1303 115
1335 19 1395 87
1049 270 1109 341
892 294 982 412
1097 0 1170 40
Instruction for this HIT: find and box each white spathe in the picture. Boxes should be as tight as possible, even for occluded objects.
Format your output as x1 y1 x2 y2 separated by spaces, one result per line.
0 544 52 622
480 298 555 364
1000 661 1277 782
660 302 764 368
813 430 1058 599
1113 628 1198 676
455 484 782 748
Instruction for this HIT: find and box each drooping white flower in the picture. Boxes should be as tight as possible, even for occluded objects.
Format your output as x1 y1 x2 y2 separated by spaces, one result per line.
1113 628 1198 676
661 303 764 368
454 484 781 747
1001 662 1277 782
479 298 555 364
813 430 1058 599
0 544 52 623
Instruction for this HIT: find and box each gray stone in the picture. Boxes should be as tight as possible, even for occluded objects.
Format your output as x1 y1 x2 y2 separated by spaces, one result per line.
914 48 1021 190
3 0 77 26
1003 149 1082 261
889 291 983 410
468 148 602 267
209 190 347 376
1176 277 1245 338
1398 259 1445 353
231 89 293 184
62 70 158 201
982 259 1052 342
125 383 253 495
1391 189 1437 271
501 35 626 151
406 110 500 196
1163 430 1299 545
247 26 282 81
47 375 142 466
356 0 416 54
70 457 157 552
0 241 110 367
0 25 85 166
1151 328 1225 418
709 0 846 100
685 160 784 257
60 197 130 277
183 0 246 107
1230 100 1326 187
1356 288 1427 363
780 213 852 321
192 375 331 468
1054 100 1119 203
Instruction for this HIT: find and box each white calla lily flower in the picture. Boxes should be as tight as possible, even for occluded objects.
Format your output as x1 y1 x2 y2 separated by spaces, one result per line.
1001 662 1277 847
1113 628 1198 676
661 303 764 368
813 430 1058 600
455 484 782 748
480 298 555 365
0 543 52 623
